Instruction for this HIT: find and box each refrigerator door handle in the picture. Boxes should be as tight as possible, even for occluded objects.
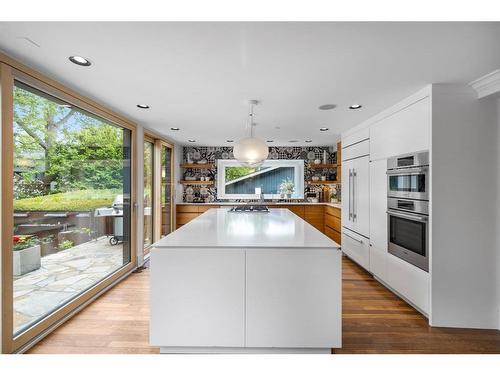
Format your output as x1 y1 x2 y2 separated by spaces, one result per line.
348 169 353 221
353 169 357 221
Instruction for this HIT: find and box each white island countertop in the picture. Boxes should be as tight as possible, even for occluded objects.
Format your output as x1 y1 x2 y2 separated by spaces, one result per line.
154 208 340 249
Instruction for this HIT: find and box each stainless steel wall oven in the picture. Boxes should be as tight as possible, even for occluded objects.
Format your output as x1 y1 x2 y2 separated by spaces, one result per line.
387 151 429 272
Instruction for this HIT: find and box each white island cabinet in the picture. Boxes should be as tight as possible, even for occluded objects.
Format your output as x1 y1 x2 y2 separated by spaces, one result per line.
150 208 342 353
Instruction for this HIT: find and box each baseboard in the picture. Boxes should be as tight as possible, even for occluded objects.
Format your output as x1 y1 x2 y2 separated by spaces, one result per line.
159 347 332 354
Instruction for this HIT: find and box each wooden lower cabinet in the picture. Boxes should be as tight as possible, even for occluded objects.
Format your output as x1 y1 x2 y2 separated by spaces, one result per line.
175 205 220 228
324 206 342 245
176 204 341 245
325 226 341 244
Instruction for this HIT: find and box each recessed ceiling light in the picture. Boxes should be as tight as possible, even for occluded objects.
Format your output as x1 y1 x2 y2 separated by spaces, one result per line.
170 127 179 131
68 56 91 67
137 104 150 109
289 140 298 143
320 127 329 131
266 140 274 143
305 140 312 143
226 140 234 143
319 104 336 110
349 104 362 109
188 139 196 143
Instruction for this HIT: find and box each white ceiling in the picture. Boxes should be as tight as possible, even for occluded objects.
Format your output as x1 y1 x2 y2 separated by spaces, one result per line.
0 22 499 146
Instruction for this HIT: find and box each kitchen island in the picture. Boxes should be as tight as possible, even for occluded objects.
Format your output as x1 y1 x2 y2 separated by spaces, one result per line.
150 208 342 353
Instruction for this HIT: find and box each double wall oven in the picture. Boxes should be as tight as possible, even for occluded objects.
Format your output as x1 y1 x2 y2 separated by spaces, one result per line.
387 151 429 272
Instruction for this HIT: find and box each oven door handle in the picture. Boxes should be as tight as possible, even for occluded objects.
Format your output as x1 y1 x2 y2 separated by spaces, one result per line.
387 209 428 222
386 167 428 175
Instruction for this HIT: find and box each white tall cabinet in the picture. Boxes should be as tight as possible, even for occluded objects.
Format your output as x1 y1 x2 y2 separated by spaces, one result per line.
341 132 371 270
342 87 432 316
368 159 387 282
342 83 499 328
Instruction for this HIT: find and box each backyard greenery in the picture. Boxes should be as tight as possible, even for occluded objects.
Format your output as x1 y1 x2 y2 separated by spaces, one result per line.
225 166 256 182
14 84 125 202
13 189 120 211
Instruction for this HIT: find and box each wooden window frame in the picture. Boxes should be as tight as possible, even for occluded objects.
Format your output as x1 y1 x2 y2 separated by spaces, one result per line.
0 52 137 353
143 135 155 256
143 131 175 247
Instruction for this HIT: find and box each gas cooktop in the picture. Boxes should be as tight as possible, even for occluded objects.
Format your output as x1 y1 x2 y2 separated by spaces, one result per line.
229 205 270 213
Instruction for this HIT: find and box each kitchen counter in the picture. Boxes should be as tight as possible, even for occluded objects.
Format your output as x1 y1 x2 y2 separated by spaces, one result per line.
150 207 342 353
155 208 341 249
177 201 342 209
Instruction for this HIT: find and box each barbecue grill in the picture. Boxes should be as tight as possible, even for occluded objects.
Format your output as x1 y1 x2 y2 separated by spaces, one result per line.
95 194 124 245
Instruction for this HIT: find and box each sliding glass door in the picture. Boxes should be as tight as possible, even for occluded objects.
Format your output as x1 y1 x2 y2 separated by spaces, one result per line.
160 143 173 237
143 139 154 254
1 62 136 352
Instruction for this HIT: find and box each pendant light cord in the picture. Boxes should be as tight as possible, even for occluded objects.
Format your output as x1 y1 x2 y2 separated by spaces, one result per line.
248 101 255 138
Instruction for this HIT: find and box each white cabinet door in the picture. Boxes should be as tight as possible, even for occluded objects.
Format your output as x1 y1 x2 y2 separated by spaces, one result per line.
369 159 387 250
342 127 369 148
385 253 430 314
370 96 430 161
342 139 369 162
341 227 370 270
352 156 370 237
246 249 342 348
150 249 245 347
342 156 369 237
341 159 353 231
369 245 387 281
369 159 388 280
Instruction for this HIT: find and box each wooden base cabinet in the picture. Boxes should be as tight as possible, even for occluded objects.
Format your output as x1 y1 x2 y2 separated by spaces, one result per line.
175 204 220 229
304 205 324 232
324 205 341 244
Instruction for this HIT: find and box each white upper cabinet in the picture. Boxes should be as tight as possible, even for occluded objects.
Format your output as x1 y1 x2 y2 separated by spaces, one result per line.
370 96 431 161
342 127 369 149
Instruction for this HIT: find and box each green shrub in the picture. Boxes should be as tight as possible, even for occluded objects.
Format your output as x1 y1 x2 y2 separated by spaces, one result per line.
13 189 121 212
58 240 74 250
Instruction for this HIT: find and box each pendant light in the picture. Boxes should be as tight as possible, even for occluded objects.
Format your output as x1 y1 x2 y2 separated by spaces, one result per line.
233 100 269 167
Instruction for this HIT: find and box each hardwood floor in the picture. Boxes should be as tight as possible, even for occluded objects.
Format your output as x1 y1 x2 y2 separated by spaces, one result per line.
27 256 500 354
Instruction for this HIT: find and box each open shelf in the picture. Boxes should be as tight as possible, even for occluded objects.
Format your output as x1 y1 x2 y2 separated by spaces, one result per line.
306 180 341 184
180 163 215 169
307 163 338 169
180 180 214 185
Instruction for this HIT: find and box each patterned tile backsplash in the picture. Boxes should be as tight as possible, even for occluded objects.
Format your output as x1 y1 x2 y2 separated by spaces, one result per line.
181 146 340 203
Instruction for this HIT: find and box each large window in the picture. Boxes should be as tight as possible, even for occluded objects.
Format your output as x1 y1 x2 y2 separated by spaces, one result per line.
216 159 304 200
11 81 132 337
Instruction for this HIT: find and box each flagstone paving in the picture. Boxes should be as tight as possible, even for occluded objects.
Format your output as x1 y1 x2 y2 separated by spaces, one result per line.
13 237 124 335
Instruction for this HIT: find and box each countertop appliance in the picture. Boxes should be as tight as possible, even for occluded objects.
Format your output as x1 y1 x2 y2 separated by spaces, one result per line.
229 205 270 213
387 151 430 272
387 151 429 201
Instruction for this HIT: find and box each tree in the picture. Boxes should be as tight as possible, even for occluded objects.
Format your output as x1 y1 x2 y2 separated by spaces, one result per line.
14 85 76 186
225 166 256 182
14 85 125 195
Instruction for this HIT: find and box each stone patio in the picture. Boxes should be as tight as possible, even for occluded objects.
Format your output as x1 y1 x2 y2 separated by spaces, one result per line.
13 236 124 335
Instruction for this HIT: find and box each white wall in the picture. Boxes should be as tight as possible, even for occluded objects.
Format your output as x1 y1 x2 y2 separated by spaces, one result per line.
430 84 499 329
497 98 500 330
